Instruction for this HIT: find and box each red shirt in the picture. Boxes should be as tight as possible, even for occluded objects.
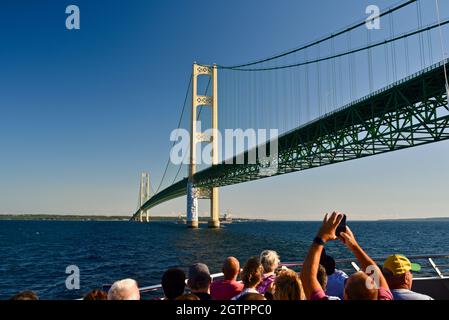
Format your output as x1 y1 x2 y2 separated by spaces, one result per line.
210 280 244 300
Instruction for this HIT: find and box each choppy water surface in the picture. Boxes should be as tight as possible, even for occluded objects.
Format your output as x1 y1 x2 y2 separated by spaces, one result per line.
1 220 448 299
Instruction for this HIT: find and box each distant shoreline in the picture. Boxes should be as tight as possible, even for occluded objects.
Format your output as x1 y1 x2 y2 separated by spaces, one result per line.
0 214 448 222
378 217 449 222
0 214 130 221
0 214 267 222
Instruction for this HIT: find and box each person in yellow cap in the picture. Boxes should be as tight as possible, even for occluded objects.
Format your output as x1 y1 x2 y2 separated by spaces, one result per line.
382 254 433 300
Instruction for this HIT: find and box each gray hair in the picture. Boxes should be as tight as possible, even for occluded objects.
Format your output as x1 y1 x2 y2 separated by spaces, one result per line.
107 278 140 300
260 250 280 273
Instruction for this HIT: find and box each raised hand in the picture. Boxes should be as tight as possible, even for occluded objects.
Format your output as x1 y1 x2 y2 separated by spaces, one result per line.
316 211 344 243
339 226 359 250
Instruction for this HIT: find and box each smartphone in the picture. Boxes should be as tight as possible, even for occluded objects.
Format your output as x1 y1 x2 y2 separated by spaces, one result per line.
335 214 347 237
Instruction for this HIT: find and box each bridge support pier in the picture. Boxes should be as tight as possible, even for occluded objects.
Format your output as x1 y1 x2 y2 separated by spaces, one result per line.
187 181 198 228
208 187 220 228
187 221 199 228
187 63 220 229
135 172 151 223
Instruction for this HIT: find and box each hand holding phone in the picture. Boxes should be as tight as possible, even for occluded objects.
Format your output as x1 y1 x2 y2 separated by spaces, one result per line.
335 214 347 238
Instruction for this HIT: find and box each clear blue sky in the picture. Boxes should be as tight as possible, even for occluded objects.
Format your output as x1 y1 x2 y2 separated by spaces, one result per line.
1 0 449 220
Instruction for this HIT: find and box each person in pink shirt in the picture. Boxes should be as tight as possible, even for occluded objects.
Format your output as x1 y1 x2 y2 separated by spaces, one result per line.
210 256 244 300
257 250 280 294
300 212 393 301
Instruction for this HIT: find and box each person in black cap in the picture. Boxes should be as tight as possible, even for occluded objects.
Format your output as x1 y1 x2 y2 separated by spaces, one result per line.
188 263 212 300
320 249 348 299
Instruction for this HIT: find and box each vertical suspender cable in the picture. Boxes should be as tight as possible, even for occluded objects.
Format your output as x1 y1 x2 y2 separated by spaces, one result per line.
331 37 337 111
156 75 192 193
367 29 374 92
390 14 398 82
290 57 295 129
427 29 434 65
338 55 343 106
305 49 310 122
297 57 301 125
435 0 449 97
385 35 391 84
327 51 331 113
417 0 425 68
275 64 280 131
347 33 353 100
317 44 322 117
351 38 357 99
405 37 410 75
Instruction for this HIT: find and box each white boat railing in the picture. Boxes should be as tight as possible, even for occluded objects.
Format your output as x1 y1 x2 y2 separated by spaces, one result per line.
136 253 449 294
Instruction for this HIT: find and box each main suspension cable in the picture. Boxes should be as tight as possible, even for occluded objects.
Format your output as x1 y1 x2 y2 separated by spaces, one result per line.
219 0 418 69
219 19 449 72
171 77 212 185
155 74 192 194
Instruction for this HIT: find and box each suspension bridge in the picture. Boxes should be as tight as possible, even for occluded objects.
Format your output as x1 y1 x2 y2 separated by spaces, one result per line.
132 0 449 227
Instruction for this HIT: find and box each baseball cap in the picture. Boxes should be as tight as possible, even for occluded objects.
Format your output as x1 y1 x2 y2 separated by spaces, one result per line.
383 254 421 276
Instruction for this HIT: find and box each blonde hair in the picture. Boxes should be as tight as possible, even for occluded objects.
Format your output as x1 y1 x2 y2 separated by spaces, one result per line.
273 269 305 300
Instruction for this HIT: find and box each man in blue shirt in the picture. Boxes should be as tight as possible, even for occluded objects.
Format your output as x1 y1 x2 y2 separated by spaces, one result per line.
383 254 433 300
320 253 348 299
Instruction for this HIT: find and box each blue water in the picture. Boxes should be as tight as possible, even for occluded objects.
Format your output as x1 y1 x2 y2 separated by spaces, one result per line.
0 220 448 300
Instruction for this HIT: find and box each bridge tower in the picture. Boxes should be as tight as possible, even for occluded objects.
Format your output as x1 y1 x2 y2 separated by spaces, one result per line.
138 172 151 223
187 63 220 229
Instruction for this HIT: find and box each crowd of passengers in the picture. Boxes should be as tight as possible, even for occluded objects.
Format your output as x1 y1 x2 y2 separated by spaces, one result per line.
10 212 434 301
